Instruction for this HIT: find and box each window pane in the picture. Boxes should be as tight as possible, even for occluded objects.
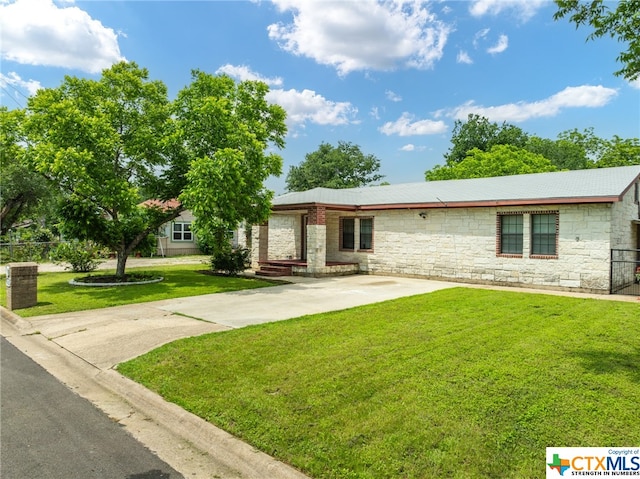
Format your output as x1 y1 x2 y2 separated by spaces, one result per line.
500 215 522 254
342 218 354 250
359 218 373 250
531 214 557 255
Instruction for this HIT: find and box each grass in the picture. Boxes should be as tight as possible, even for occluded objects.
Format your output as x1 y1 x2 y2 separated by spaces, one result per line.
0 264 276 317
118 288 640 479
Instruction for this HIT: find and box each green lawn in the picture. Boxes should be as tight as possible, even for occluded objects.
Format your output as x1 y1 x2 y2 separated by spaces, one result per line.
0 264 276 317
118 288 640 479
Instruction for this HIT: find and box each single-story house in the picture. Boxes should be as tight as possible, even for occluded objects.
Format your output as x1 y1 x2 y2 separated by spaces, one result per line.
252 165 640 294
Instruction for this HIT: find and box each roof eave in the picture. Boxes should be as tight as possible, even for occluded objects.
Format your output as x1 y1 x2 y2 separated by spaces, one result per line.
272 196 622 212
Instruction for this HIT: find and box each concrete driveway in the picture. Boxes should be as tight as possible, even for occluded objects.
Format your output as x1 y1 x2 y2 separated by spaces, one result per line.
13 275 457 369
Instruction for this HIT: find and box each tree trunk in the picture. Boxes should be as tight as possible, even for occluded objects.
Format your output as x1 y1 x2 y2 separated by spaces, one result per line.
116 250 128 278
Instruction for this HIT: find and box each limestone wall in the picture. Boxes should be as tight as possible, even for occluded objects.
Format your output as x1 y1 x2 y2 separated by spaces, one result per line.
328 205 616 292
263 200 631 292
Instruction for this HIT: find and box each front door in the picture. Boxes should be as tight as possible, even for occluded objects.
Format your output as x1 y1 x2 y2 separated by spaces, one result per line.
301 214 308 260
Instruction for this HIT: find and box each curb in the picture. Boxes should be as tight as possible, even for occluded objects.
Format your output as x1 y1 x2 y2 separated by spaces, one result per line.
0 309 311 479
0 305 33 331
99 369 310 479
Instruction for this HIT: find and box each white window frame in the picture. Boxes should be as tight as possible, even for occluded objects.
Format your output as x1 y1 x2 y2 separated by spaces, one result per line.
172 222 193 242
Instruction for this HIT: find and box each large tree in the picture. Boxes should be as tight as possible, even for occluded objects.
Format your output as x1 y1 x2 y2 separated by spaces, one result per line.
0 107 53 236
24 62 183 277
285 141 384 192
176 71 287 250
24 64 287 276
554 0 640 81
426 144 558 181
596 136 640 167
443 114 530 165
525 136 592 171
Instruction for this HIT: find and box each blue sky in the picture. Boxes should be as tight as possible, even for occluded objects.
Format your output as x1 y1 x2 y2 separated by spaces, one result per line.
1 0 639 194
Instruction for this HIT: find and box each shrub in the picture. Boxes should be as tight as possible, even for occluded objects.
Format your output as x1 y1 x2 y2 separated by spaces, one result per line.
135 234 156 257
210 247 250 276
51 240 106 273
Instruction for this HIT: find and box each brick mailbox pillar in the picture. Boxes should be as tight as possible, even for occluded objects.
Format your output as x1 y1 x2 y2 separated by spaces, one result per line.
6 262 38 310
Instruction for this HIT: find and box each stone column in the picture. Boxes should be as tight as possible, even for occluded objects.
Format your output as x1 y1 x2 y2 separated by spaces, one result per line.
306 206 326 275
6 262 38 310
251 222 269 269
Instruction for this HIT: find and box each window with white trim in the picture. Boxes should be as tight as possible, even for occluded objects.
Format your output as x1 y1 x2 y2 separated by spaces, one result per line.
172 222 193 242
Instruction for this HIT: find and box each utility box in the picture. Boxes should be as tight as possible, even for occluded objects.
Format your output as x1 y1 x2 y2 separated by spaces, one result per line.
6 262 38 310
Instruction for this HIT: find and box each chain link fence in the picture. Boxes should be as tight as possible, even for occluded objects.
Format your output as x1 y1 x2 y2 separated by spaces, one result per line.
0 241 61 264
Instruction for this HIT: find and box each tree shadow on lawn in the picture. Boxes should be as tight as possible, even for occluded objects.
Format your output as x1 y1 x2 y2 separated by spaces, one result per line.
570 348 640 383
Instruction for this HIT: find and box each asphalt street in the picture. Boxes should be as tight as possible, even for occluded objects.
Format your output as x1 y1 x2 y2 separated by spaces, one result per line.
0 336 183 479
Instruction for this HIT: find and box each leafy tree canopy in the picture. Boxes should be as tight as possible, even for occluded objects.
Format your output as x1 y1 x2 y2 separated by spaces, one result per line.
554 0 640 81
596 136 640 167
426 145 558 181
0 107 53 236
426 115 639 181
24 62 177 276
176 71 287 253
443 114 529 165
23 62 286 277
286 141 384 192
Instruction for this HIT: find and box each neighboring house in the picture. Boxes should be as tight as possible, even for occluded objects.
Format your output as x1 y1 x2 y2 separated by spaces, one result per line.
140 199 201 256
141 199 249 257
252 165 640 294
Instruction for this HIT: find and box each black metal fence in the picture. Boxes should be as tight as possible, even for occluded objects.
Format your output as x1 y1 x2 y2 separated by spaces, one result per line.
610 248 640 295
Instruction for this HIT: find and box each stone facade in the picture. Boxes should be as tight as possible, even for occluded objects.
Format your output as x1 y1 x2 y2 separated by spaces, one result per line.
258 182 640 293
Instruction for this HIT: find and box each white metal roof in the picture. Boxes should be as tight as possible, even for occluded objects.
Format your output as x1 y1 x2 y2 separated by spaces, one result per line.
272 165 640 209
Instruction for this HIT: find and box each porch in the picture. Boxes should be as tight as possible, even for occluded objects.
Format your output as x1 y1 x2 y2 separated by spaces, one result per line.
256 259 360 278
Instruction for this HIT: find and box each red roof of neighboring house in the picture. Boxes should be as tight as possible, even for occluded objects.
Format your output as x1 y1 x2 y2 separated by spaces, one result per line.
140 199 182 211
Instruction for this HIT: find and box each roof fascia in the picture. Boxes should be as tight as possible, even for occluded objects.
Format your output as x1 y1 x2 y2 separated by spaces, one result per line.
272 196 621 213
357 196 622 210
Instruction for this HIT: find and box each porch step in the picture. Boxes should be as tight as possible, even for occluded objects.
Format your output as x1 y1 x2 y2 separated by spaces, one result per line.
256 264 292 277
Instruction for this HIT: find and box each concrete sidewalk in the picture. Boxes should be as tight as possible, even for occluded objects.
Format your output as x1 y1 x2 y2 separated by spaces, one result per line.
1 271 638 478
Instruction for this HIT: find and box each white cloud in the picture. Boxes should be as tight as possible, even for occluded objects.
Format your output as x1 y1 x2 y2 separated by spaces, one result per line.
214 63 358 130
379 112 447 136
400 143 427 152
268 0 451 75
473 28 490 48
469 0 546 21
0 0 124 73
447 85 619 123
215 64 283 87
629 78 640 90
370 107 380 120
266 88 358 127
0 71 42 96
457 50 473 64
385 90 402 102
487 34 508 54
